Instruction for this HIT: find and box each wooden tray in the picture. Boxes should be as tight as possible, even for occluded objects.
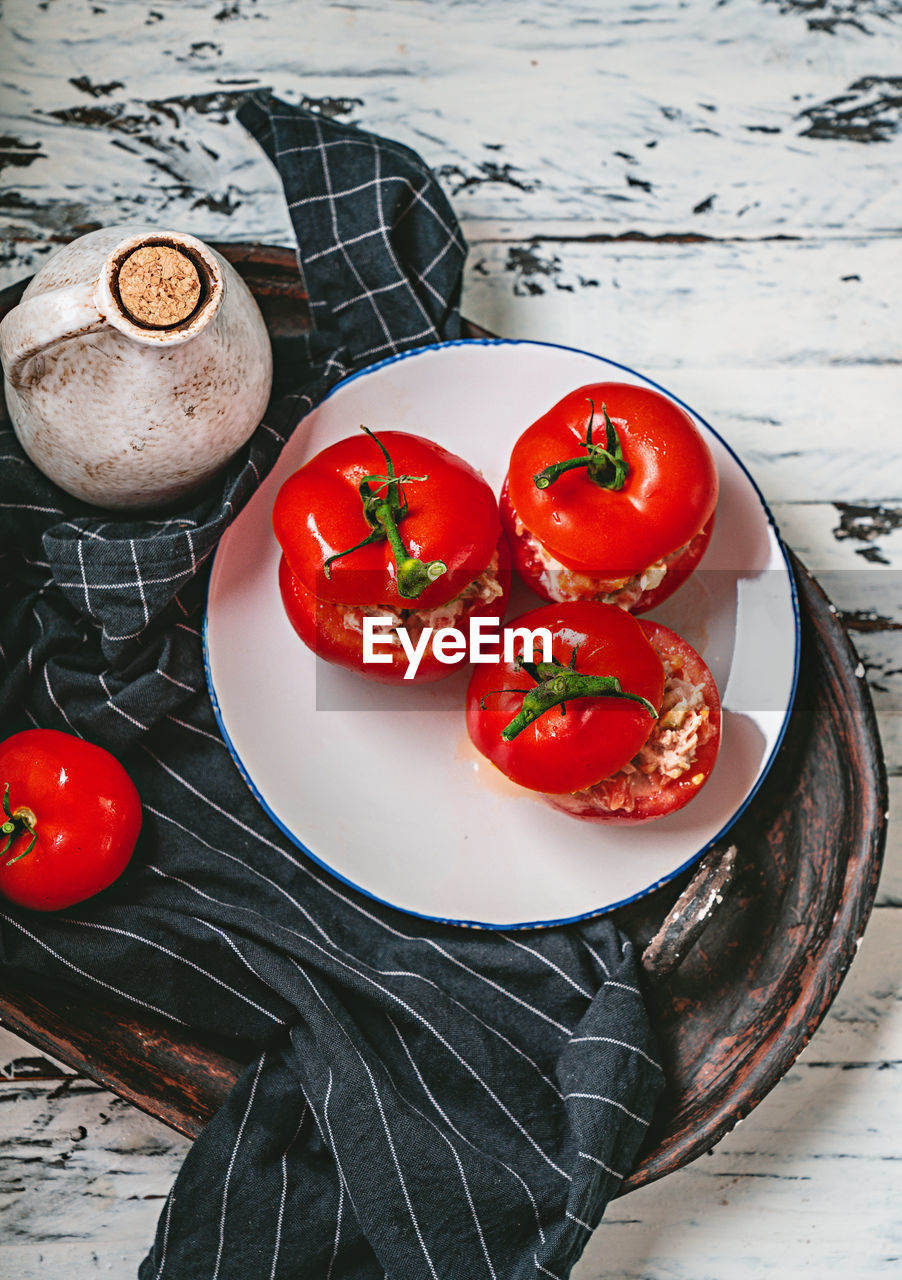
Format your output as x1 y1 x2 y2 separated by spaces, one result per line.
0 244 887 1192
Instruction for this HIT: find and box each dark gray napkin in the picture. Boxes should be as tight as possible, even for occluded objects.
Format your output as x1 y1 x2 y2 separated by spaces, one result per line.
0 96 664 1279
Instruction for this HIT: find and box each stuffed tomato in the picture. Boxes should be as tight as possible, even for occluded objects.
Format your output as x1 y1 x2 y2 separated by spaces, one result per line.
501 383 718 613
465 601 721 822
273 427 510 683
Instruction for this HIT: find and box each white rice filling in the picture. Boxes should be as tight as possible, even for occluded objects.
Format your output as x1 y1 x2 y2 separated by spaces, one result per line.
550 657 711 816
623 660 709 783
513 513 683 608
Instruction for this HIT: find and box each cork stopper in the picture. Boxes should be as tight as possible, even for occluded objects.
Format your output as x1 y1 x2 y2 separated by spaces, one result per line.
117 245 202 328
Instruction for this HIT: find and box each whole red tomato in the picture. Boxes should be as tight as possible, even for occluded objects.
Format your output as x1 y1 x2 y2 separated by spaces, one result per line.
273 427 510 682
502 383 718 613
466 602 721 822
0 730 142 911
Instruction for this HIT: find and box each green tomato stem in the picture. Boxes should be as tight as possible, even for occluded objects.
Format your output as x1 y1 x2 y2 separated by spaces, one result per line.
533 400 630 492
371 496 447 599
322 426 447 601
0 784 37 863
499 672 657 741
482 647 658 742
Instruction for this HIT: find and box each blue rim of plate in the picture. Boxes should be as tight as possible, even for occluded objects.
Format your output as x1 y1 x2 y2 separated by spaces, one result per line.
203 337 802 931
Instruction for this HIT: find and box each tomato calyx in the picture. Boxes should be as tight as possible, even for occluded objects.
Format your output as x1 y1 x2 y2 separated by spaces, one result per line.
533 400 629 493
322 426 449 600
0 784 37 864
482 645 659 743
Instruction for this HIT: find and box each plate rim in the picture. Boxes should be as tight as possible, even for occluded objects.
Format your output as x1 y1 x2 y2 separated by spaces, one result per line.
203 337 802 930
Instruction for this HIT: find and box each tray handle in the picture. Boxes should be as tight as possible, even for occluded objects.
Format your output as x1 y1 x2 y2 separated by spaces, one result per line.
641 844 739 983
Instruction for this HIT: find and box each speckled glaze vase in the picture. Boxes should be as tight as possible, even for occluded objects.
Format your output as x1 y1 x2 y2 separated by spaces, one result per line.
0 225 273 509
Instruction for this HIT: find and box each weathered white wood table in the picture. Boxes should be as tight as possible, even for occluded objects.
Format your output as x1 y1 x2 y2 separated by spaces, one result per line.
2 0 901 1276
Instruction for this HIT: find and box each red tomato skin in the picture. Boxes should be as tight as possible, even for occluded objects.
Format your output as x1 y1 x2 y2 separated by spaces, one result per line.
279 533 512 684
501 479 715 614
0 730 142 912
505 382 719 583
543 620 721 823
466 602 665 793
273 431 501 612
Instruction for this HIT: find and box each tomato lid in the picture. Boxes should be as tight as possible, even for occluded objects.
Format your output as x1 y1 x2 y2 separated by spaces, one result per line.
273 431 500 610
507 383 719 576
466 601 665 794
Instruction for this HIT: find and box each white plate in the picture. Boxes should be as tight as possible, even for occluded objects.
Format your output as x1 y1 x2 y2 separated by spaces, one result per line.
204 340 800 929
